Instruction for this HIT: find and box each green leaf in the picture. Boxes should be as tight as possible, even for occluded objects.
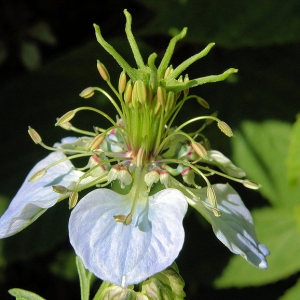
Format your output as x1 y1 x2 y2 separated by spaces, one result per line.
232 120 300 208
8 288 46 300
215 207 300 287
138 0 300 48
280 279 300 300
286 116 300 186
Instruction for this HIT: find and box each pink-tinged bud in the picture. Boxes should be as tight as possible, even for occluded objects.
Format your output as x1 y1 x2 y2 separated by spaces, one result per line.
242 179 261 190
118 71 127 94
29 168 46 182
97 60 110 82
181 167 195 186
88 133 105 150
191 141 207 159
119 167 132 188
79 87 95 99
217 121 233 137
144 169 160 188
52 185 69 194
69 191 79 209
55 110 76 127
28 126 42 144
107 166 120 182
160 170 170 187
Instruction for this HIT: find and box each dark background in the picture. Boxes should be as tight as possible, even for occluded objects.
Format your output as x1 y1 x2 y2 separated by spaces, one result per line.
0 0 299 299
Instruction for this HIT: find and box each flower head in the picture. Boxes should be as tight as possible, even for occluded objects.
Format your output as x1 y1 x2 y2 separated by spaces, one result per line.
0 9 268 288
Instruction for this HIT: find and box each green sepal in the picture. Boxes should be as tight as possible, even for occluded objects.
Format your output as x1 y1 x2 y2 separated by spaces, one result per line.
94 263 185 300
8 288 46 300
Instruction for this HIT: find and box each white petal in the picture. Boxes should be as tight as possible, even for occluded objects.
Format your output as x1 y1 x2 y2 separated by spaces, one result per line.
188 183 269 268
0 151 83 238
69 188 187 286
206 150 246 178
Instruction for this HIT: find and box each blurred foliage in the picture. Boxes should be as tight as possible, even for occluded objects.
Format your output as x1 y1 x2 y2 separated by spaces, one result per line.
215 121 300 290
0 0 299 299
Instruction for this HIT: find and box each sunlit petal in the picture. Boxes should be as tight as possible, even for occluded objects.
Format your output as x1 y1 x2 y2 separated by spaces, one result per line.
188 183 269 268
69 188 187 286
0 151 83 238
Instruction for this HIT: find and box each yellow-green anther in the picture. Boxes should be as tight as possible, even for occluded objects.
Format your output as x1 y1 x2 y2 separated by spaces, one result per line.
131 81 139 107
55 110 76 127
207 185 217 209
124 80 133 103
217 121 233 137
163 65 173 79
118 71 127 94
242 179 261 190
136 80 147 104
196 96 210 109
183 74 190 97
69 191 79 209
191 141 207 158
79 87 95 99
59 121 72 130
136 147 145 167
157 86 166 106
28 126 42 144
88 133 105 150
29 168 46 182
113 213 132 225
97 60 110 82
52 185 69 194
165 91 175 112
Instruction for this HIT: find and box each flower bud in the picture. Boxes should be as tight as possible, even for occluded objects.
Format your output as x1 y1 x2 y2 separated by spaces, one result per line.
97 60 110 82
164 65 173 79
79 87 95 99
55 110 76 127
107 166 120 182
28 126 42 144
217 121 233 137
119 167 132 188
160 170 170 187
181 167 195 186
144 169 160 189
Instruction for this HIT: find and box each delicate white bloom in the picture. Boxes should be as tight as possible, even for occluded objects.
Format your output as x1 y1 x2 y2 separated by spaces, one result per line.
0 151 83 238
69 188 188 287
187 183 269 268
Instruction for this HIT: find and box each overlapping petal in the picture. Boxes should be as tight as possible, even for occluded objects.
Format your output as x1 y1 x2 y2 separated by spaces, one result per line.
69 188 188 287
0 151 84 238
187 183 269 268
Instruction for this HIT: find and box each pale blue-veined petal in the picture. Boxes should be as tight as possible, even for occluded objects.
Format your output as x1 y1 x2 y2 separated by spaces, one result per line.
0 151 84 238
187 183 269 268
69 188 188 287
